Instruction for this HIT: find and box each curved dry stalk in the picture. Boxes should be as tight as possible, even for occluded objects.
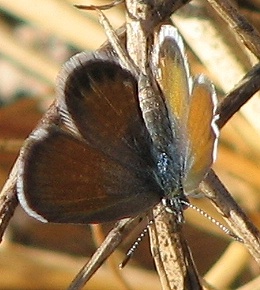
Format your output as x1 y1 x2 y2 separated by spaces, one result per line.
206 0 260 59
68 217 142 290
0 161 18 242
201 170 260 265
217 63 260 128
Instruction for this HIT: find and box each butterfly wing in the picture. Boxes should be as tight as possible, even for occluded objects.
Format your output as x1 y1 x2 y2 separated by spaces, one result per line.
151 25 191 188
17 52 162 224
184 75 219 192
151 25 218 193
152 25 190 126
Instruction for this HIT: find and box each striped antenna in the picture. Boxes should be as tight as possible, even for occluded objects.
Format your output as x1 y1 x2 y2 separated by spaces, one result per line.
181 200 243 243
119 219 154 269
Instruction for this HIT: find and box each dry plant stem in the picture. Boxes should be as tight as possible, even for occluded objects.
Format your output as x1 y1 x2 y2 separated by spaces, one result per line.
68 217 142 290
150 204 203 290
75 0 124 11
125 0 191 72
0 161 18 242
90 224 133 290
201 170 260 265
126 0 192 35
206 0 260 59
96 9 138 75
217 63 260 128
210 63 260 266
204 62 260 268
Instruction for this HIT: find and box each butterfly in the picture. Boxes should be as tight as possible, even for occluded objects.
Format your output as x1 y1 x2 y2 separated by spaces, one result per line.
17 24 218 225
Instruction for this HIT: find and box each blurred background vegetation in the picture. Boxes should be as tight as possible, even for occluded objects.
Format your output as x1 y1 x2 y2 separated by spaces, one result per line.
0 0 259 289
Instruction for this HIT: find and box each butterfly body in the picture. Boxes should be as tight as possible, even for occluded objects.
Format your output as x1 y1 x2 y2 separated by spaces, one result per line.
17 25 218 224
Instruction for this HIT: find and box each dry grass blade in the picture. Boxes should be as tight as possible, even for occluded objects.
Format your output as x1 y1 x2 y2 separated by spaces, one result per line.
202 170 260 264
217 63 260 128
150 205 203 290
207 0 260 59
68 217 147 290
0 162 18 242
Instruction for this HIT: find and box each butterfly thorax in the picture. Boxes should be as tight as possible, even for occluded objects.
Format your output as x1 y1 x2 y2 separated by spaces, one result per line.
162 194 189 224
154 149 188 223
